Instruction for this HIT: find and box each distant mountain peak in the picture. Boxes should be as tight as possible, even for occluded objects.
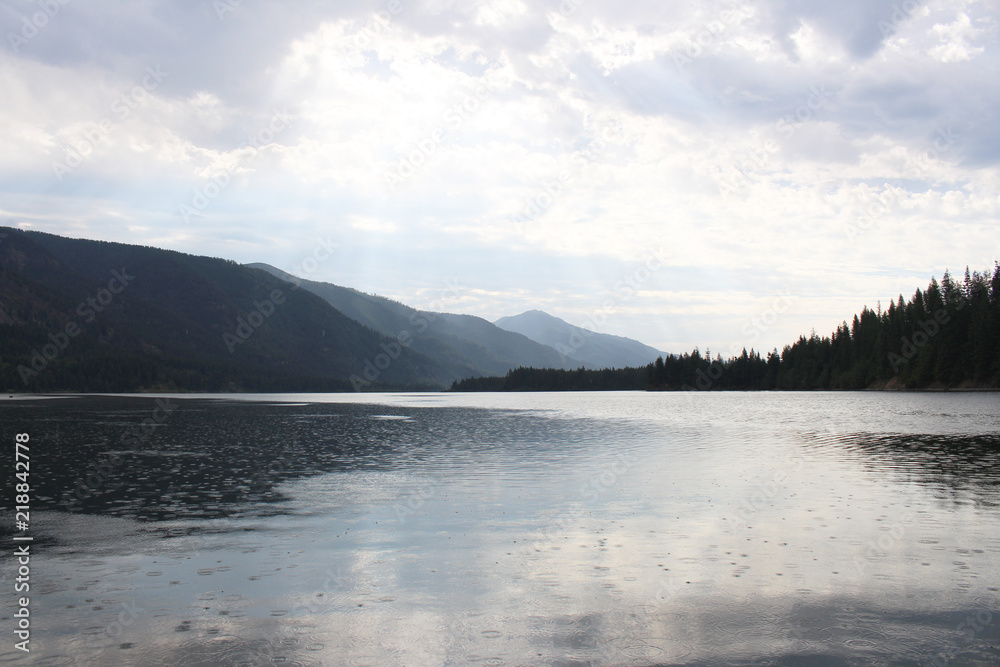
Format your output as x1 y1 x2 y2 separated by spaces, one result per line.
495 310 662 369
249 263 591 381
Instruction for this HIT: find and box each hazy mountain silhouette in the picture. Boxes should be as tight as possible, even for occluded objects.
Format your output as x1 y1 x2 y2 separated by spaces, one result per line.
249 263 590 379
0 227 452 391
495 309 663 368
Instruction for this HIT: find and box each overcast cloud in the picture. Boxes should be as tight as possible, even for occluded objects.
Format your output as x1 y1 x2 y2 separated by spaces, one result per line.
1 0 997 354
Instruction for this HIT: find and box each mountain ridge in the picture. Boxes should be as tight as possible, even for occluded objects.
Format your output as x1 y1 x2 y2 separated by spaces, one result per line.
248 263 592 381
0 227 452 391
494 309 663 369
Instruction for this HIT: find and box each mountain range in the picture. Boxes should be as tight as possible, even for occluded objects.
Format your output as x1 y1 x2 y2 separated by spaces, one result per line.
495 309 663 369
247 263 590 380
0 228 662 392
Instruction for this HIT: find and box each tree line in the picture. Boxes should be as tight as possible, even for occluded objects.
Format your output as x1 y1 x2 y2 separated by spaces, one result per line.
452 265 1000 392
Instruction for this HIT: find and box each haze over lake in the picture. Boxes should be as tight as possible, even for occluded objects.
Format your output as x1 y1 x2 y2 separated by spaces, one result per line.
2 391 998 666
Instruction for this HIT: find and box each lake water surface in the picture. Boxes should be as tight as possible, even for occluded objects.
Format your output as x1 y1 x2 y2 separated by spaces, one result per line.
1 391 999 666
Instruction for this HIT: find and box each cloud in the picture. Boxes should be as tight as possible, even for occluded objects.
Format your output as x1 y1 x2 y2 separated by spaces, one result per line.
929 11 990 62
0 0 997 353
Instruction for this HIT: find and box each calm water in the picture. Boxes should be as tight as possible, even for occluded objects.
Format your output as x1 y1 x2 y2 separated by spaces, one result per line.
1 391 999 666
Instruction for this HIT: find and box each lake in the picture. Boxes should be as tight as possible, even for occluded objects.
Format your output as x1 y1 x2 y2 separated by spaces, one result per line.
1 391 999 666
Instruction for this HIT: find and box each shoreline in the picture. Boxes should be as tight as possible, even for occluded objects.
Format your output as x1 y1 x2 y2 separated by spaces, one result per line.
4 386 999 399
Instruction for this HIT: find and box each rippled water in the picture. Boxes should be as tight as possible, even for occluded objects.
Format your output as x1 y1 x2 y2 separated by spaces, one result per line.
1 391 999 666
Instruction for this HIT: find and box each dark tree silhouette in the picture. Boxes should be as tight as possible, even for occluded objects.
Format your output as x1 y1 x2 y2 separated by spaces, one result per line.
454 265 1000 392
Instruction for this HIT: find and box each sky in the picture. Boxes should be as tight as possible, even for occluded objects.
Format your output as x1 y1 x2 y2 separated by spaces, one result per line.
1 0 998 356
